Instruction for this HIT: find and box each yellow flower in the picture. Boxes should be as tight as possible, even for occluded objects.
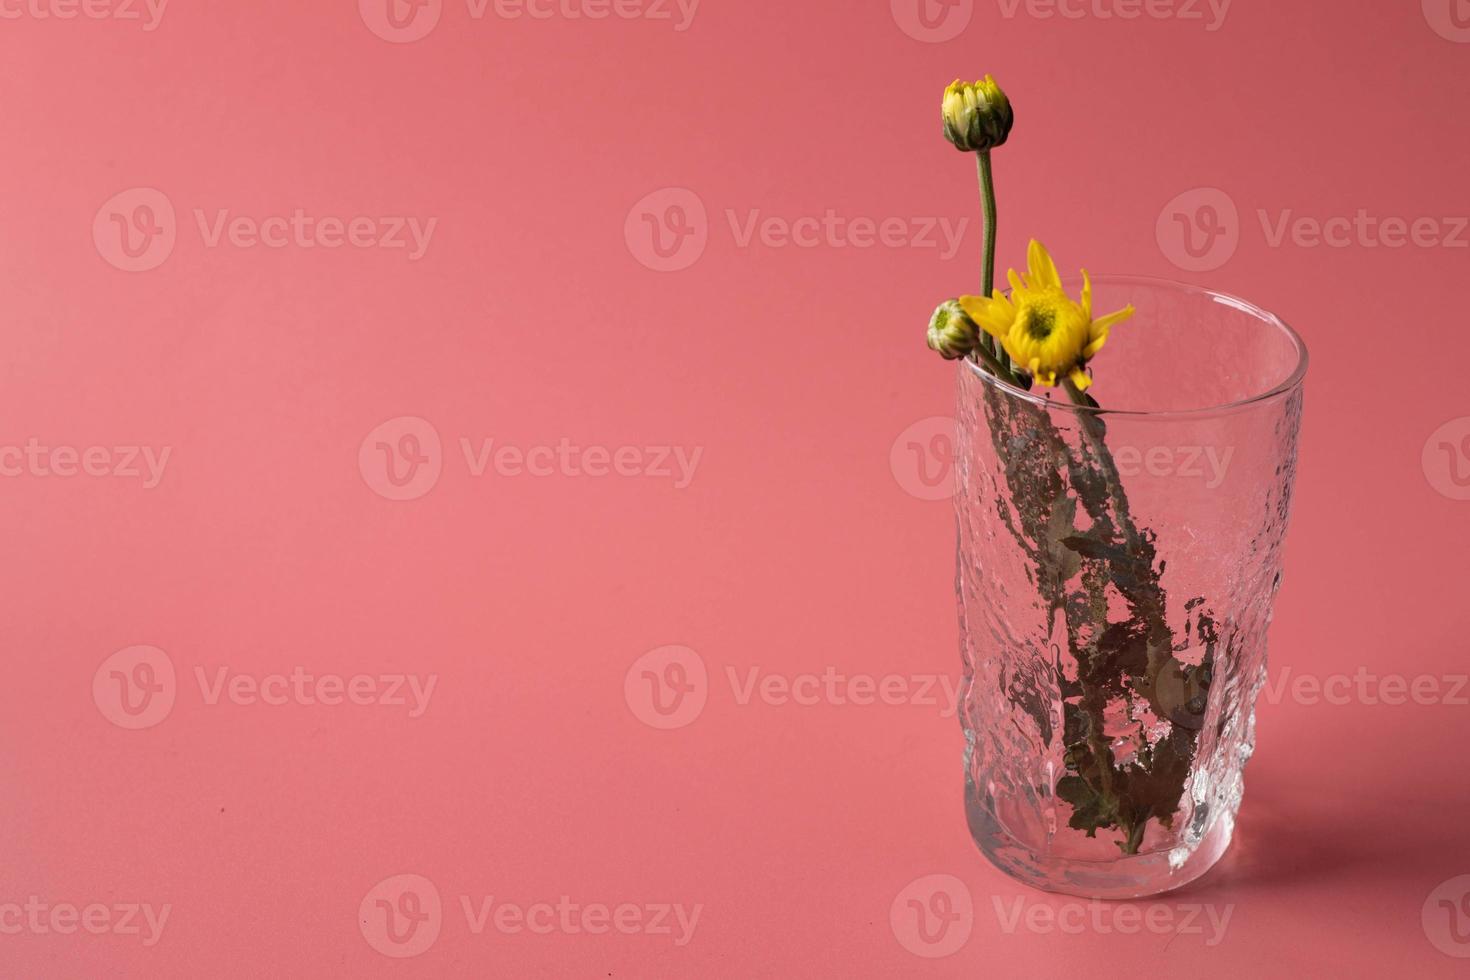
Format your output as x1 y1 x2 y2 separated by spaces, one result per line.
958 240 1135 391
942 76 1013 153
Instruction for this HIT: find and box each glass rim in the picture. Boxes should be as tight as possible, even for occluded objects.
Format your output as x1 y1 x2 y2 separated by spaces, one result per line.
960 274 1309 421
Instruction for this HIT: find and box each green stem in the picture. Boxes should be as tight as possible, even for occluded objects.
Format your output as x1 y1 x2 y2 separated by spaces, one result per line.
972 342 1023 388
978 150 997 298
974 150 1017 378
1062 378 1141 552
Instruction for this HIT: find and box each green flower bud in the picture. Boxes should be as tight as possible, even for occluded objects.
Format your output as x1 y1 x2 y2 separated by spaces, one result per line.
927 299 981 360
942 76 1013 153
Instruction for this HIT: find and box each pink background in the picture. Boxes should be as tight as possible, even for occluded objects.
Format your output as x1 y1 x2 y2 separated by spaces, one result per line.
2 0 1469 975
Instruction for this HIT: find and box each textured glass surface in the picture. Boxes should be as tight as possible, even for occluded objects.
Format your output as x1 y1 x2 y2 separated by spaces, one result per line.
956 277 1307 899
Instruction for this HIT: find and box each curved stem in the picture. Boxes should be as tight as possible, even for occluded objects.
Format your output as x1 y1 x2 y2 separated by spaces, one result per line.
971 344 1023 388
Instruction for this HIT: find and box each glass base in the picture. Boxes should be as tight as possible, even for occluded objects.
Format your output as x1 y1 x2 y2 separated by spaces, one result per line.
967 788 1237 900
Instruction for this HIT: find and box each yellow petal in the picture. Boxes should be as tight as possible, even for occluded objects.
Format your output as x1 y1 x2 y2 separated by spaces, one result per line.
1027 240 1061 290
985 292 1016 322
956 294 988 319
1007 268 1027 296
1091 304 1136 336
1069 367 1092 390
957 294 1015 339
1080 269 1092 319
1082 332 1109 359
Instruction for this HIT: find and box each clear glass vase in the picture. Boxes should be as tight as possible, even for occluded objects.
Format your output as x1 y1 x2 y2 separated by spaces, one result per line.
956 276 1308 899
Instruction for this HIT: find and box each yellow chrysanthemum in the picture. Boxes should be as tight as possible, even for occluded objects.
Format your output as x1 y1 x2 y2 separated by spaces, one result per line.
958 240 1135 391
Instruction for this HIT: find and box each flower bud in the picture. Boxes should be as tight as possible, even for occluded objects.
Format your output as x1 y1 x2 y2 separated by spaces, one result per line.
927 299 981 360
942 76 1013 153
